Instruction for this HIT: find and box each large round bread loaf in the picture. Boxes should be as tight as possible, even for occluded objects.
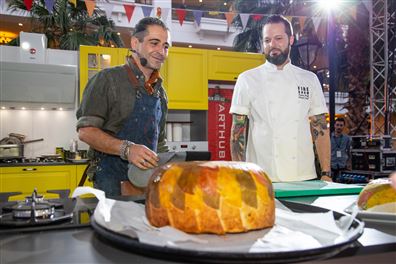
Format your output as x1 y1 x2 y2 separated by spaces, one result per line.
357 178 396 211
145 161 275 234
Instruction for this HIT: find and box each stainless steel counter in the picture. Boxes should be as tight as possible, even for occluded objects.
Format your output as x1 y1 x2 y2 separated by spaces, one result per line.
1 195 395 264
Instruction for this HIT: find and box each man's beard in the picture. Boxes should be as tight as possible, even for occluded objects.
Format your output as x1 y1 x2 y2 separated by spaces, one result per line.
266 46 290 66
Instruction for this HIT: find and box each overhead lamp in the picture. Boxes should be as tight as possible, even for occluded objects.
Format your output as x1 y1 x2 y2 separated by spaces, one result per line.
294 34 322 70
188 45 192 48
18 23 23 26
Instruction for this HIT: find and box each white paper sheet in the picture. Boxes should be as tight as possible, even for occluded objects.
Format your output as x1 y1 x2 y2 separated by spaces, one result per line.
72 187 362 253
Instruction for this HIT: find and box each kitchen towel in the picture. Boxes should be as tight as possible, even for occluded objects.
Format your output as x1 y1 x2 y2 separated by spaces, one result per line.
72 187 362 253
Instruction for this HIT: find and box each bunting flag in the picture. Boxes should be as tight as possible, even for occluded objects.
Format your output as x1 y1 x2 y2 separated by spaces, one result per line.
44 0 55 13
160 7 170 22
252 14 263 22
103 2 114 19
285 16 292 23
224 12 236 27
175 9 187 26
299 17 306 31
123 4 135 23
208 11 219 16
141 6 153 17
156 7 161 18
69 0 77 7
239 13 250 30
312 17 322 33
192 10 203 26
85 0 96 17
24 0 33 11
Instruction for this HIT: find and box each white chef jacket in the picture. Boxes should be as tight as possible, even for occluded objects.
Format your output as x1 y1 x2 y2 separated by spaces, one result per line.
230 61 328 182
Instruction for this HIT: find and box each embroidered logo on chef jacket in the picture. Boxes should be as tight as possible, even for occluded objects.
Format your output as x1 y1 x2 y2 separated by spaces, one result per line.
298 86 310 100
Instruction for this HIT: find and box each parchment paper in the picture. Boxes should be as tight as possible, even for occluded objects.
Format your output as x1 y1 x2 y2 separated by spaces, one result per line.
72 187 362 253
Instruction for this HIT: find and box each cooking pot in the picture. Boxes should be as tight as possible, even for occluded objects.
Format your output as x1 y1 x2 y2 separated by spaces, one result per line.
0 138 44 159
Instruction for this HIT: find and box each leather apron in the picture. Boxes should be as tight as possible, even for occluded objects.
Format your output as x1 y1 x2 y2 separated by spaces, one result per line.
94 64 162 196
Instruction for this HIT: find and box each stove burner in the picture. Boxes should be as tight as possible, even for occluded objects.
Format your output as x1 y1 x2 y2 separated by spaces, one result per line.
0 189 73 226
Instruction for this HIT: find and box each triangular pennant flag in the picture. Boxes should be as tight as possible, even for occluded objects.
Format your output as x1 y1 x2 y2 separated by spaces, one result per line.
141 6 153 17
175 9 187 26
225 12 236 27
239 13 250 30
160 7 171 22
156 7 162 18
103 2 113 19
311 17 322 33
44 0 55 13
208 11 219 16
85 0 96 17
69 0 77 7
123 4 135 23
299 17 306 31
192 10 203 26
349 6 357 20
24 0 33 11
285 16 293 23
252 14 263 22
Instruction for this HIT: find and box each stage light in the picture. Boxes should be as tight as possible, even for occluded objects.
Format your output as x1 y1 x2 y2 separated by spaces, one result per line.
318 0 341 11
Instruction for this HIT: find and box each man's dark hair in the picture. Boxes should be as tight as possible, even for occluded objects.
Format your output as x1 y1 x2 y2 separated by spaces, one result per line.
263 15 293 37
335 117 345 124
132 17 168 42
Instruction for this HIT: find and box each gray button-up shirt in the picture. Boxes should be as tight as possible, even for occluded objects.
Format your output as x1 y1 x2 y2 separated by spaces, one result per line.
76 60 168 153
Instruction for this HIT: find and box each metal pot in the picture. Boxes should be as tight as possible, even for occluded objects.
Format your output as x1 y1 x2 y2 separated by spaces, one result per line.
0 144 24 158
0 138 44 159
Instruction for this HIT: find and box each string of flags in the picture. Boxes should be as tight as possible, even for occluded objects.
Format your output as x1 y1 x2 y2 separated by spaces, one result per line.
15 0 362 31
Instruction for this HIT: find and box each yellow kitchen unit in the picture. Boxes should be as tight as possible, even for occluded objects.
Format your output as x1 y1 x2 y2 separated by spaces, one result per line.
74 164 94 198
0 165 76 201
163 47 208 110
79 46 129 101
207 50 265 81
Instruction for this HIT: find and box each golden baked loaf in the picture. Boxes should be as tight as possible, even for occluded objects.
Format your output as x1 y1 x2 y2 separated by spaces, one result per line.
145 161 275 234
357 178 396 210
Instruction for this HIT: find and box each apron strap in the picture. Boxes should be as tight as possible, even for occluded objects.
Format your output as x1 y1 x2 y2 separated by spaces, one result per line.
123 63 139 86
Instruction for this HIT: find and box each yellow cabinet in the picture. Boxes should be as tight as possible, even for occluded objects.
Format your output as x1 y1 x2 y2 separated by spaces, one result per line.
163 47 208 110
75 164 91 188
0 165 76 201
208 50 265 81
79 46 129 101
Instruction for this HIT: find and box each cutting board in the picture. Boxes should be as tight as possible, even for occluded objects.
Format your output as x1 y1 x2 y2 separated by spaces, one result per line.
274 180 364 198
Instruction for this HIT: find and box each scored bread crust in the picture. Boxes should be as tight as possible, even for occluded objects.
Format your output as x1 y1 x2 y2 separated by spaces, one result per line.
145 161 275 234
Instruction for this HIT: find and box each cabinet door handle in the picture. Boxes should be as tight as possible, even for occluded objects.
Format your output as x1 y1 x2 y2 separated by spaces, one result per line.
22 168 37 171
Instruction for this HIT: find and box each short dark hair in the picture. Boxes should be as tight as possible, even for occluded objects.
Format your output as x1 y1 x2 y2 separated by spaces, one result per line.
132 17 168 42
263 15 293 37
335 117 345 124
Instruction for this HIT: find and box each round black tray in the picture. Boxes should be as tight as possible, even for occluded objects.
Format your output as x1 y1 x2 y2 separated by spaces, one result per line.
91 201 364 263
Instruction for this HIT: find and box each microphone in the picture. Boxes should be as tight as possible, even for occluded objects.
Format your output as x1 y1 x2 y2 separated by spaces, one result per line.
131 49 148 67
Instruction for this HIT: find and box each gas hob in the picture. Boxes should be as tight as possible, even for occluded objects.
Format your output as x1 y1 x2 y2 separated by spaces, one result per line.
0 189 96 234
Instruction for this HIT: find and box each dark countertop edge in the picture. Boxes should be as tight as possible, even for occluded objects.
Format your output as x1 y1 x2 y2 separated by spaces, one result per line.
0 161 89 167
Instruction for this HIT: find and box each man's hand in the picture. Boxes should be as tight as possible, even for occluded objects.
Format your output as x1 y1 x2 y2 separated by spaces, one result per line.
129 144 159 169
320 175 332 182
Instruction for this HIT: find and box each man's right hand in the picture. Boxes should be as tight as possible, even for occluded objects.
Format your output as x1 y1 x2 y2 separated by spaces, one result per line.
129 144 159 169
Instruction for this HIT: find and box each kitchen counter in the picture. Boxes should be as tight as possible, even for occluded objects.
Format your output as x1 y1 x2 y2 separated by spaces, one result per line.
1 195 395 264
0 160 89 167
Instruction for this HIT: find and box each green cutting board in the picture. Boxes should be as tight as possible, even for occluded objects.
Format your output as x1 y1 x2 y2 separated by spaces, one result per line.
274 180 364 198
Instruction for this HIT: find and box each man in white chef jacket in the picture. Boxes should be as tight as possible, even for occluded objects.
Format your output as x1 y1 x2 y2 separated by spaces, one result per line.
230 15 332 182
